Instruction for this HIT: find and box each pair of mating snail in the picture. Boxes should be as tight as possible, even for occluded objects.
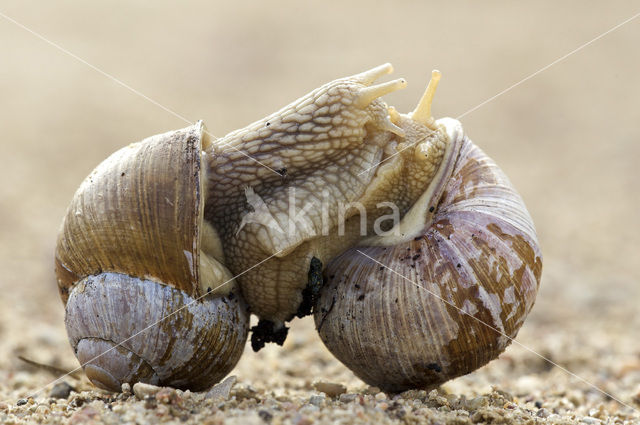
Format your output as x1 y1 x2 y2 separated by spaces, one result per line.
55 64 542 393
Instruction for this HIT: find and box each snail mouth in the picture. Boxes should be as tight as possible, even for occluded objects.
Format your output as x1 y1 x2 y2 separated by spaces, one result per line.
76 338 159 392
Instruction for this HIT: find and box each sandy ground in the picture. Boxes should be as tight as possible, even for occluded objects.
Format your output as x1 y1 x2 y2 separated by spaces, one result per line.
1 1 639 424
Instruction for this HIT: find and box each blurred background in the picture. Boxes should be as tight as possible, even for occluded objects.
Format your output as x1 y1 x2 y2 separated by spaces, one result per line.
0 0 639 413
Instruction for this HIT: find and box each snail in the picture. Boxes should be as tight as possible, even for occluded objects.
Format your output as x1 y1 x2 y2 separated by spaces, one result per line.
55 124 250 391
55 63 541 392
312 74 543 392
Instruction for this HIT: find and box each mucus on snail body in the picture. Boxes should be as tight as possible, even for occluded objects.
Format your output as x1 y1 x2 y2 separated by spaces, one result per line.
55 63 542 392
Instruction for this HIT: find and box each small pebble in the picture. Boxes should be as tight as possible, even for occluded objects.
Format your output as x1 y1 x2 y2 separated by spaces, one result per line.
121 383 131 395
374 392 386 401
427 390 448 408
537 408 551 418
258 409 273 423
35 404 51 415
69 406 99 424
494 388 514 401
49 381 74 399
400 389 427 400
588 406 607 420
581 418 602 424
132 382 162 399
339 393 358 403
206 375 237 400
234 385 258 401
309 395 325 406
313 381 346 397
568 390 584 406
301 404 319 413
16 399 27 406
292 414 313 425
465 396 488 410
155 388 181 405
364 386 381 395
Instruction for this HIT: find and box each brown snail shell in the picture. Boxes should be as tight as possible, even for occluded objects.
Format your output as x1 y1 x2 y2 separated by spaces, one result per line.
55 123 249 391
314 118 542 392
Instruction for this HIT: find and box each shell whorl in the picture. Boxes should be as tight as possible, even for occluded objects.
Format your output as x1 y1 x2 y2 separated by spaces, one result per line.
55 122 249 391
55 123 207 301
314 119 542 391
65 273 248 392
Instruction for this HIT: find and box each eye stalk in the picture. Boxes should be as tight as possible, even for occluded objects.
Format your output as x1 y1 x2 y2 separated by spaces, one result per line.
411 69 442 130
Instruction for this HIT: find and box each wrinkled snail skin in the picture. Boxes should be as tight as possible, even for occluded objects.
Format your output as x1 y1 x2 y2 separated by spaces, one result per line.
55 123 249 391
203 64 406 323
202 64 449 326
313 118 542 392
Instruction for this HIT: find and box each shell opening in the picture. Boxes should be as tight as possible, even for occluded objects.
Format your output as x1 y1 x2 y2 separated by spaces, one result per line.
358 118 463 247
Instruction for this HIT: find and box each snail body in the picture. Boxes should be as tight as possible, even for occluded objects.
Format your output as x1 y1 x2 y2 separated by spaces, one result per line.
56 64 541 392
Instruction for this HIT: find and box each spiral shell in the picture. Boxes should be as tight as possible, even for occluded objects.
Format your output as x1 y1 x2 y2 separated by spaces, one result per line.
314 119 542 392
55 123 249 391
